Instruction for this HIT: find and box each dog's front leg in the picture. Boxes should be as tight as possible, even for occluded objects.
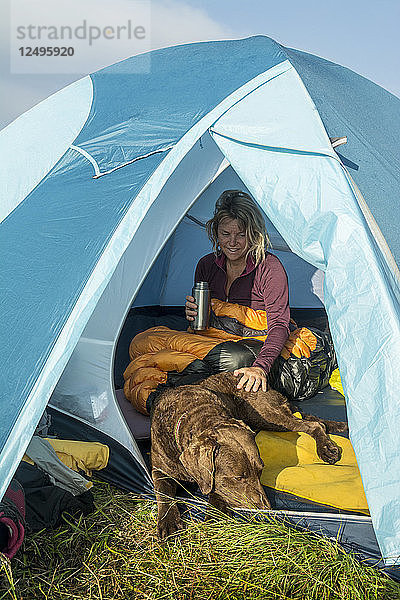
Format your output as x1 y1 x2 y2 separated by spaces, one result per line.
152 469 184 539
268 412 343 464
208 491 230 517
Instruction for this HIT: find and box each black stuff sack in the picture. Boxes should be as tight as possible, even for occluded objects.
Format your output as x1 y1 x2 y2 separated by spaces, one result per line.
268 327 336 401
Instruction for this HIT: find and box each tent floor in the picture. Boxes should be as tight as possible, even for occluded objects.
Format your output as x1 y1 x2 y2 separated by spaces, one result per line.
116 388 151 440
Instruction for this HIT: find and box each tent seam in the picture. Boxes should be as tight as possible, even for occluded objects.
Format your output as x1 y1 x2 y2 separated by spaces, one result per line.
206 61 292 129
210 128 341 162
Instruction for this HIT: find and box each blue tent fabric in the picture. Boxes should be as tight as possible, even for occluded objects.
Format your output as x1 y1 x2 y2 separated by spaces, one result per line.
285 47 400 270
1 35 400 566
0 148 165 449
75 37 287 169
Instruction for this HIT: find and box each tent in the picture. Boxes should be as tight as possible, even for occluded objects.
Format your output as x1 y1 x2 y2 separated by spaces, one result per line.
1 35 400 571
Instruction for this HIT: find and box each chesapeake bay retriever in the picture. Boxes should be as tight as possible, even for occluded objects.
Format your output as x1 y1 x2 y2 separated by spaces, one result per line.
150 371 348 539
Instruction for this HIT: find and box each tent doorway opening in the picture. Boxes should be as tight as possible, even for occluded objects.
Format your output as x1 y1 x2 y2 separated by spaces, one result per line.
48 122 349 479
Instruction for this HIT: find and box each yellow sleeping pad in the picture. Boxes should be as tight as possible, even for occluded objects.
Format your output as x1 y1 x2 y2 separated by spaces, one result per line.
256 428 369 515
23 439 109 476
329 368 345 396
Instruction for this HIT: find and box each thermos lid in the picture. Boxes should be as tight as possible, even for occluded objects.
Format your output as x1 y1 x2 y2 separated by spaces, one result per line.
194 281 209 290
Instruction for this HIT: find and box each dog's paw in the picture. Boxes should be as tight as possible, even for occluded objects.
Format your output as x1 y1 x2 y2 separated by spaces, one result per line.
317 438 342 464
157 511 185 540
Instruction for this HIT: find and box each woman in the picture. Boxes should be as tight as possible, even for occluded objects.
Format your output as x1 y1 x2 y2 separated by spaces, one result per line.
185 190 290 393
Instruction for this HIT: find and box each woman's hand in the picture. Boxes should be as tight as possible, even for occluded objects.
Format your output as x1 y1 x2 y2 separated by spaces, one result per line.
233 366 267 393
185 295 198 322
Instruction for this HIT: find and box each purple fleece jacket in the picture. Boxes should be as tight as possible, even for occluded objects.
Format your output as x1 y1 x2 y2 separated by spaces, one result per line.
195 252 290 375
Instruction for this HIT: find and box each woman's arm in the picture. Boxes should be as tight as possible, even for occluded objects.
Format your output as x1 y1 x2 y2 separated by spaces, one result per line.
252 255 290 374
234 255 290 392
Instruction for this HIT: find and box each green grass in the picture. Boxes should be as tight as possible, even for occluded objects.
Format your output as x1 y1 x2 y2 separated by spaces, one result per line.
1 482 400 600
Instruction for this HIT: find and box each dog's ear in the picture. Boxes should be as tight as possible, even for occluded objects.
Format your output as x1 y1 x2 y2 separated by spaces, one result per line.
179 436 218 495
216 421 264 471
217 419 255 435
235 419 255 434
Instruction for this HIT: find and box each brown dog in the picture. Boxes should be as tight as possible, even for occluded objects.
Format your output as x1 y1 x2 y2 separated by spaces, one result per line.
150 372 347 539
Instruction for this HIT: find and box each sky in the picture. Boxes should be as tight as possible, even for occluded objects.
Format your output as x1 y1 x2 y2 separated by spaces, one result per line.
1 0 399 129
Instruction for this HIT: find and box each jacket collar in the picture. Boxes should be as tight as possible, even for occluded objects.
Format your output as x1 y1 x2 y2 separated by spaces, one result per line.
214 252 256 276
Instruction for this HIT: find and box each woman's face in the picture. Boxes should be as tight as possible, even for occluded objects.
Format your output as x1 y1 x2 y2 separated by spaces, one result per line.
217 218 248 263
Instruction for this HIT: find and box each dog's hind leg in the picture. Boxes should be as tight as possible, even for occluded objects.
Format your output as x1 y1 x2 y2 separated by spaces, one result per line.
234 392 343 464
267 411 343 464
152 469 184 540
300 413 348 434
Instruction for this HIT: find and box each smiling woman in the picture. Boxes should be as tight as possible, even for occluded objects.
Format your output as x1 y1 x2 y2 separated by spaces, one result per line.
185 190 290 393
217 218 247 264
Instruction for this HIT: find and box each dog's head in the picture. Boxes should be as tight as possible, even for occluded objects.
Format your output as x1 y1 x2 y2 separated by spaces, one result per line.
179 419 270 510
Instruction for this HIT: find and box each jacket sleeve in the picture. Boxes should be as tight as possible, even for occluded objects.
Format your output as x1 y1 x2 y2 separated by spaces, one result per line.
194 255 210 285
252 256 290 375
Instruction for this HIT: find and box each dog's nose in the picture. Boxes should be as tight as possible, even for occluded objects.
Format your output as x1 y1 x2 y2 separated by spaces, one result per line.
245 487 271 510
259 491 271 510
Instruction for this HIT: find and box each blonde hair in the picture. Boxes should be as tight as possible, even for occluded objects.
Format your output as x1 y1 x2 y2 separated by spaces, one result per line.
206 190 270 265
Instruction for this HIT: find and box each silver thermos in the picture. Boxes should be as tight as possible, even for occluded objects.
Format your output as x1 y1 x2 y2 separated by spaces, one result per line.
191 281 211 331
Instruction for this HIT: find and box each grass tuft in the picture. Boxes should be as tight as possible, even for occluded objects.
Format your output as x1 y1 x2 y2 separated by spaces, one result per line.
1 482 399 599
